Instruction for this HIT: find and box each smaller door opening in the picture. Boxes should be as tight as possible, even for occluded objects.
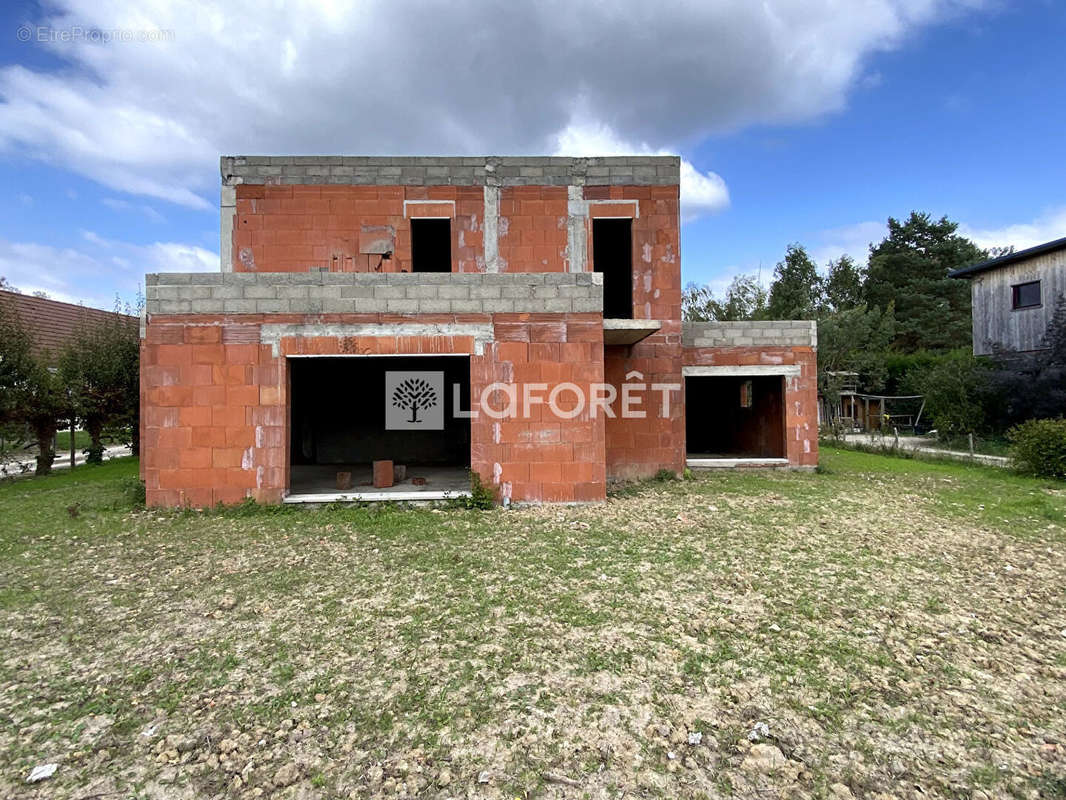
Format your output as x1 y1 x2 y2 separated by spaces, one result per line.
592 218 633 318
686 375 786 459
411 218 452 272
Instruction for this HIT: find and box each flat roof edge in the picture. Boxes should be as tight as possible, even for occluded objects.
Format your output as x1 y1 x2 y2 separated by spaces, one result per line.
220 155 681 187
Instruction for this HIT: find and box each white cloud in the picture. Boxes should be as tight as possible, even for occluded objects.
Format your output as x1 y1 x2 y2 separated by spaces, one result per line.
810 220 888 266
553 118 729 220
102 196 166 222
0 233 217 308
0 0 989 210
960 207 1066 252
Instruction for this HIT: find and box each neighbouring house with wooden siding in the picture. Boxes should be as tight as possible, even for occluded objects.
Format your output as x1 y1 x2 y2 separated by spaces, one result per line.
951 236 1066 356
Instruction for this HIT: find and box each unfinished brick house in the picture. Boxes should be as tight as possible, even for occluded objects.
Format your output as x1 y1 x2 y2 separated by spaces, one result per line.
140 156 817 507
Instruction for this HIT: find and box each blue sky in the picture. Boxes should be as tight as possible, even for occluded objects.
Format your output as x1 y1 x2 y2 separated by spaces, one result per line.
0 0 1063 307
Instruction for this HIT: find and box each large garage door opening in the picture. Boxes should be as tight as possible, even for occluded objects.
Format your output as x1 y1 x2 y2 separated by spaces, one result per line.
288 355 471 500
685 375 786 461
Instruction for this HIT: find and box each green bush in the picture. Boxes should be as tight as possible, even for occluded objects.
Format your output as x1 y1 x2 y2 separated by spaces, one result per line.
1008 419 1066 479
910 350 994 439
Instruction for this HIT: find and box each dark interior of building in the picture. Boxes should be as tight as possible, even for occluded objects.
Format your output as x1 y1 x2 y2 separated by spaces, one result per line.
685 375 785 458
592 218 633 318
411 218 452 272
289 356 470 492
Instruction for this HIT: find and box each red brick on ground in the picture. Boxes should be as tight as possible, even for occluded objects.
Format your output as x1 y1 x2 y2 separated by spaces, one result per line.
373 461 394 489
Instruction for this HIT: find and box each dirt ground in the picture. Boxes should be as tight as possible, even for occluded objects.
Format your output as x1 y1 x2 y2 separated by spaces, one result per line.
1 450 1064 799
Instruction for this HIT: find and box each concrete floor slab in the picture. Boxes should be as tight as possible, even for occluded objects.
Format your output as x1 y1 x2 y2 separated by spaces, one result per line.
286 464 471 503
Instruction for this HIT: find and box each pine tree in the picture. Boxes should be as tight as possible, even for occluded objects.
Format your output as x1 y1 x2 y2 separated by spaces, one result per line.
862 212 984 352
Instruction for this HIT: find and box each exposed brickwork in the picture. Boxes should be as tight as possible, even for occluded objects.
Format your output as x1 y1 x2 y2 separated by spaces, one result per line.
604 323 686 481
231 184 485 273
142 154 819 507
146 272 602 316
594 184 685 480
585 185 682 321
682 345 819 467
683 320 817 349
498 186 569 272
222 156 681 188
140 312 606 507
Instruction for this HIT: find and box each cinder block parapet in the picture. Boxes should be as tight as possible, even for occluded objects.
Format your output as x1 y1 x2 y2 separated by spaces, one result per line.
682 320 817 349
221 156 680 188
145 272 604 317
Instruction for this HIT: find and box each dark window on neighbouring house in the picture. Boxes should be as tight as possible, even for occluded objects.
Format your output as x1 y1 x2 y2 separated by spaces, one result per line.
411 218 451 272
592 218 633 319
1012 280 1041 309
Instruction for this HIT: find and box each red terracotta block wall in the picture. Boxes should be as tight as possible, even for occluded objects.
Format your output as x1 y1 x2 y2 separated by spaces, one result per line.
497 186 569 272
603 324 686 481
593 183 685 480
141 312 606 507
476 313 606 503
585 185 681 320
230 182 681 282
231 185 484 273
682 346 819 467
140 320 286 508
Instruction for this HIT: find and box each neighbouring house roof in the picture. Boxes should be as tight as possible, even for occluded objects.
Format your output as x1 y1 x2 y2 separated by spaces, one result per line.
0 290 136 360
949 235 1066 278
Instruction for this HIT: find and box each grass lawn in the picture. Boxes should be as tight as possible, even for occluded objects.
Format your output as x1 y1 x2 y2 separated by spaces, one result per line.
1 449 1064 799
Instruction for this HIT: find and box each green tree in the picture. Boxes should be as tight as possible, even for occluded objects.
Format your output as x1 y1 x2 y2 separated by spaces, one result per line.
60 310 140 463
682 273 768 322
817 304 896 403
823 254 865 312
910 350 992 438
767 244 822 319
0 295 33 426
0 298 70 474
863 212 985 352
681 283 717 322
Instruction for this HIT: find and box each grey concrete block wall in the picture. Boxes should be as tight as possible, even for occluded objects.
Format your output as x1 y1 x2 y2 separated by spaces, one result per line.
221 156 680 188
145 272 604 316
682 320 817 349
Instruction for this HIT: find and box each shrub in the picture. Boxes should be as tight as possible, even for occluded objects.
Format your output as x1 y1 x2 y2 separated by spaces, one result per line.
910 350 996 439
1008 419 1066 479
464 473 496 509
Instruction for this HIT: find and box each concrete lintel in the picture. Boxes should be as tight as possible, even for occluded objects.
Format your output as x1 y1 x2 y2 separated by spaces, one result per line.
587 198 640 218
260 322 495 357
403 199 456 218
681 365 801 377
603 318 661 345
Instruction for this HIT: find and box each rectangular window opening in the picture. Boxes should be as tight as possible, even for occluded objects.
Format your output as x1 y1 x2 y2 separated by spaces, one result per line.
411 218 452 273
1011 280 1041 310
592 218 633 319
